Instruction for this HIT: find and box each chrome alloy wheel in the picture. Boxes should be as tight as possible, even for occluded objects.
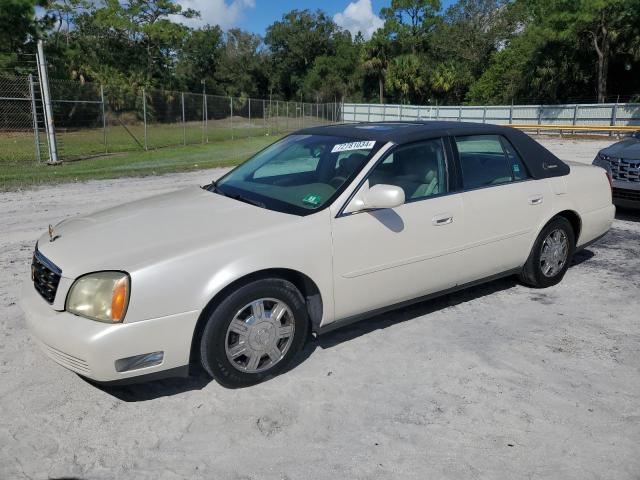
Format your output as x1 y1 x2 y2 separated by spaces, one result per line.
540 229 569 277
224 298 296 373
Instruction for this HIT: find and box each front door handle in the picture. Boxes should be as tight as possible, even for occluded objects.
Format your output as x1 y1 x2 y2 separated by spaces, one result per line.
528 195 544 205
432 214 453 226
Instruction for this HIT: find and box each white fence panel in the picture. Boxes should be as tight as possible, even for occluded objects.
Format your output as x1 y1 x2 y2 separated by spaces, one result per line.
343 102 640 129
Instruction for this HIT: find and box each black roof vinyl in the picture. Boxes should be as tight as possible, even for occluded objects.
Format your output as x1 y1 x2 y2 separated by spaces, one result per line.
296 121 570 179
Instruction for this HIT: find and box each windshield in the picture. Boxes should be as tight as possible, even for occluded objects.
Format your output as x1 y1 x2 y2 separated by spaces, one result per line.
209 134 382 215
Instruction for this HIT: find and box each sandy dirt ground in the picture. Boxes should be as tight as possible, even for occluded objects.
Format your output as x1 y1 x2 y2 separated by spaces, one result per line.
1 137 639 479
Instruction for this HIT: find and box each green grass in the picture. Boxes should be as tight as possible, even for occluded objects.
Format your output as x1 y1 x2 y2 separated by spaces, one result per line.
0 135 281 191
0 116 322 163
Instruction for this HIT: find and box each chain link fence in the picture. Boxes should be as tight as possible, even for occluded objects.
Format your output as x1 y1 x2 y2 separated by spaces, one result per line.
0 76 341 164
0 76 41 164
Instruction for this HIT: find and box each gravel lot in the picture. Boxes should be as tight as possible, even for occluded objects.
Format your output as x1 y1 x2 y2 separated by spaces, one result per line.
1 137 639 479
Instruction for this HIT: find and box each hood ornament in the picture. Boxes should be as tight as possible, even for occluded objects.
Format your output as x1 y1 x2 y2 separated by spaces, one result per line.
48 224 60 242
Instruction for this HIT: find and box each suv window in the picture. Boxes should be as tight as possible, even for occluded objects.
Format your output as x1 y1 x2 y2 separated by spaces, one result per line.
455 135 529 189
368 139 447 201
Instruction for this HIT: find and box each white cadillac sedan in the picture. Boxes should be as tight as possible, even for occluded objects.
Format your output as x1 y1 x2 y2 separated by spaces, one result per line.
21 122 614 388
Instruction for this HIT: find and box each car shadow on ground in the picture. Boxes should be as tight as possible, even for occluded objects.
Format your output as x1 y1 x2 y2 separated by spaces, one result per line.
97 248 601 402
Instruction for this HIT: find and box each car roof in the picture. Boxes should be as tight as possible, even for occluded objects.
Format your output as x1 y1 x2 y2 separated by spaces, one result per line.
296 120 570 180
296 121 510 145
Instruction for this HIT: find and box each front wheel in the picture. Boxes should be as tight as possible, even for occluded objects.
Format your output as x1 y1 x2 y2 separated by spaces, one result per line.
199 278 309 388
519 216 575 288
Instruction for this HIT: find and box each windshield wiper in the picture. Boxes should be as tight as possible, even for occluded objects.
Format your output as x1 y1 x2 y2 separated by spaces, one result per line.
204 182 265 209
229 193 266 209
204 182 226 195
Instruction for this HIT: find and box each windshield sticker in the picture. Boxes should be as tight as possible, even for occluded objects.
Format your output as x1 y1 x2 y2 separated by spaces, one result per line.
302 194 322 206
331 140 376 153
513 164 521 173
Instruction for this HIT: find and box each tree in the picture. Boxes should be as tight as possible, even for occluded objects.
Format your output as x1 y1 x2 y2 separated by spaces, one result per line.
265 9 337 100
176 26 224 92
360 30 392 103
0 0 46 73
385 53 428 103
304 31 361 102
548 0 640 102
215 29 270 98
380 0 441 54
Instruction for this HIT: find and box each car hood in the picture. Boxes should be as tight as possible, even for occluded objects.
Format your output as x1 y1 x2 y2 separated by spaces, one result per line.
601 139 640 160
36 187 301 278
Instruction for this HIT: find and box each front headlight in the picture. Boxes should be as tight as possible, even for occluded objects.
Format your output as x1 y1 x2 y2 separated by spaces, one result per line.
593 152 612 172
66 271 130 323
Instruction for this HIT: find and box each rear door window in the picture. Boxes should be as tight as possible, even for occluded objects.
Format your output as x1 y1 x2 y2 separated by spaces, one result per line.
455 135 529 189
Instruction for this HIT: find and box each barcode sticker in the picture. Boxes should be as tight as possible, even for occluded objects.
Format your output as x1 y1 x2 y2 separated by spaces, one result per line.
331 140 376 153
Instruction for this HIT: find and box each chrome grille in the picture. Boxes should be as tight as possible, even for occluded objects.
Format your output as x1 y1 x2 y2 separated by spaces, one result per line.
609 157 640 182
32 249 61 304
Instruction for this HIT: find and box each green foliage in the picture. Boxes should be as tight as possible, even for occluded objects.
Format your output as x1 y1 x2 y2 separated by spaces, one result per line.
380 0 441 54
304 31 362 102
265 9 338 100
0 0 47 73
385 54 428 103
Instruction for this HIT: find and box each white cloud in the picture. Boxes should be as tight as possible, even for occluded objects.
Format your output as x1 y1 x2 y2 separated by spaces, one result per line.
173 0 255 29
334 0 383 40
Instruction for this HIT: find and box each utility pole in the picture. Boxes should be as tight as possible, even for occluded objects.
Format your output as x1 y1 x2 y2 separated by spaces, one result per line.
36 40 59 164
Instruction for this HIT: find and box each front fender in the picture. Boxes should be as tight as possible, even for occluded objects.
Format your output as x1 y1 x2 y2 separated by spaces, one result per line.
124 209 334 326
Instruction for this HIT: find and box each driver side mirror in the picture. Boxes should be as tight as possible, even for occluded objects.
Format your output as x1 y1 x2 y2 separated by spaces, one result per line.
344 183 405 214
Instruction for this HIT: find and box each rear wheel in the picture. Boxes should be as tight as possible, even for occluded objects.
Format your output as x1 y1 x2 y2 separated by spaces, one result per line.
199 278 309 388
519 216 575 288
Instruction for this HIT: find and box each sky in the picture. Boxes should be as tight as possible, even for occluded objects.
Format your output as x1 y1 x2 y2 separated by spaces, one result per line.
175 0 454 39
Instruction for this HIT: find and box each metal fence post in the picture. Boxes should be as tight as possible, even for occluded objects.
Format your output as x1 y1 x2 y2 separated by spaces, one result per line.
263 99 267 134
36 40 59 164
276 101 279 134
142 88 148 150
482 106 487 124
230 96 234 140
100 85 107 153
610 102 618 137
248 98 252 131
458 105 462 122
201 87 205 144
181 92 186 145
572 104 578 135
537 105 542 135
28 74 42 162
509 102 513 125
286 102 289 131
205 94 209 143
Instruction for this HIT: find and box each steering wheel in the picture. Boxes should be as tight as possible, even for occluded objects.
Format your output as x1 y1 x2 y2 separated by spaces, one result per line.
328 176 347 189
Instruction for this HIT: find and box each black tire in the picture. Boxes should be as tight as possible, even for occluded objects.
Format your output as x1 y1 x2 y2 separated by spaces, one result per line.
199 278 309 388
519 216 575 288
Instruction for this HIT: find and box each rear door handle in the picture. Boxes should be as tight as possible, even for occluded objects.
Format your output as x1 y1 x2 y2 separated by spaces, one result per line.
432 214 453 226
528 195 543 205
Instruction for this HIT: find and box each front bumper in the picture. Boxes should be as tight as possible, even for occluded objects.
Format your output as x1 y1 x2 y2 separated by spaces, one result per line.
20 280 199 383
612 182 640 209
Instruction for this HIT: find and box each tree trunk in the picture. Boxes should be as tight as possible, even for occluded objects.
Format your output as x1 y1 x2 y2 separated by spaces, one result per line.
378 76 384 104
594 25 609 103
